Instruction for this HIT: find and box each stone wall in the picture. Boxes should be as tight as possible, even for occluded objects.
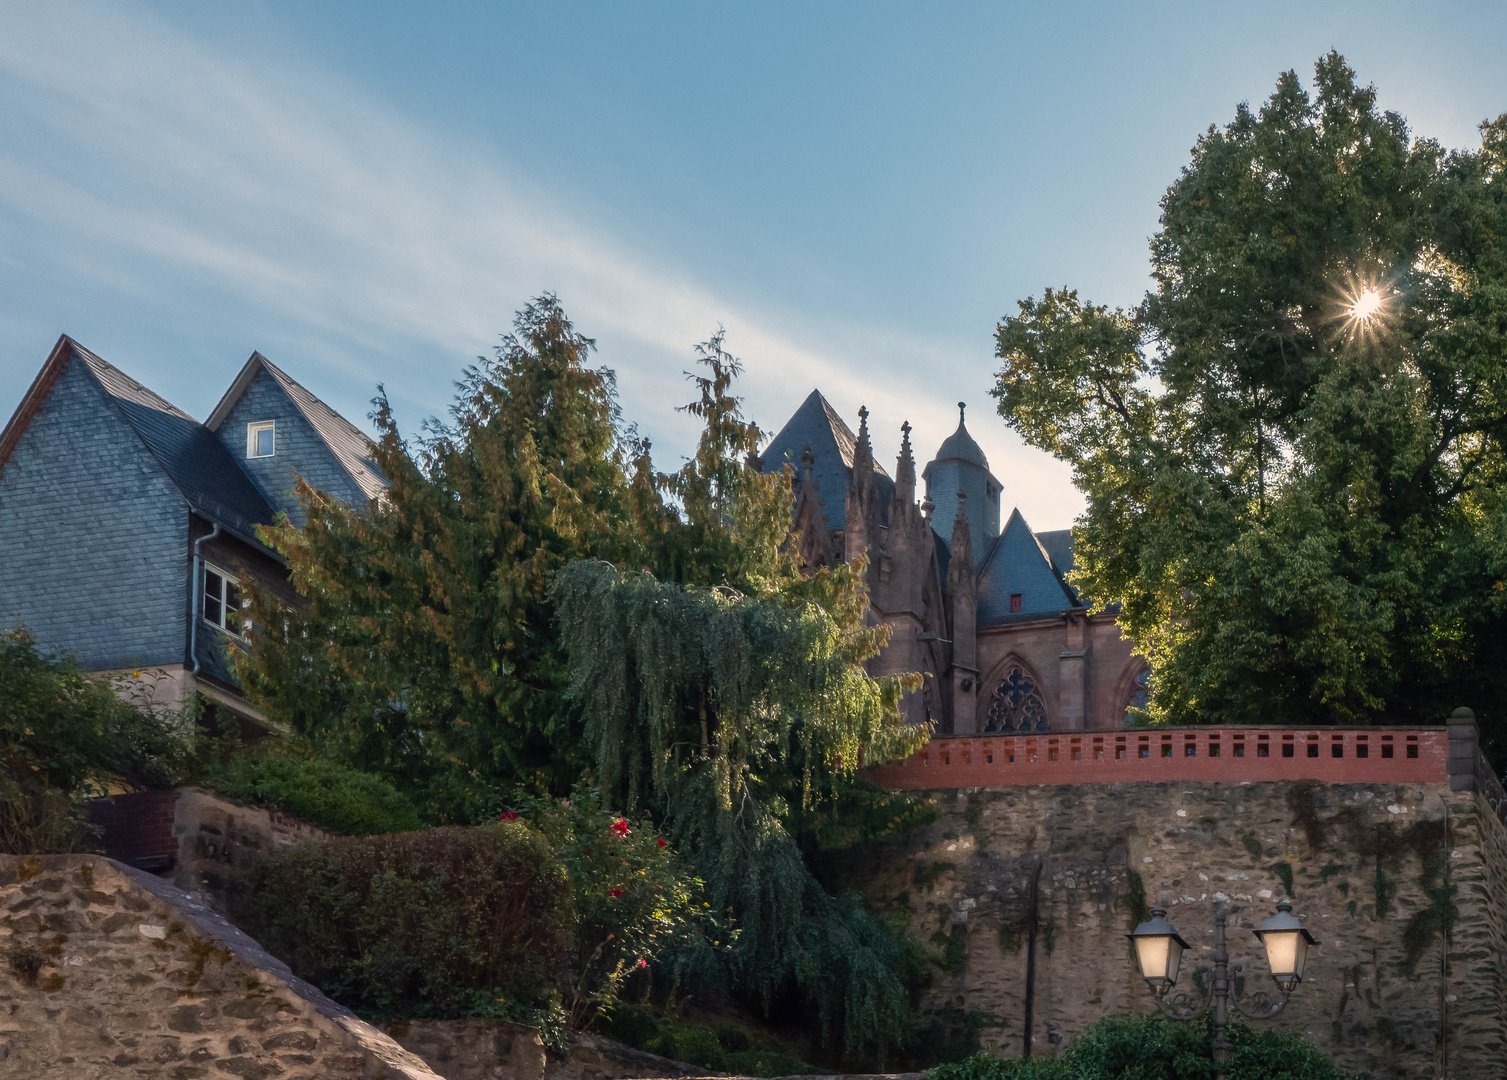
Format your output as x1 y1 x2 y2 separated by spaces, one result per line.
834 779 1507 1079
88 787 329 891
0 854 441 1079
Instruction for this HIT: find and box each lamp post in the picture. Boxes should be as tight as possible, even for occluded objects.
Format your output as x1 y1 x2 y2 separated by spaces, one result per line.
1129 900 1318 1080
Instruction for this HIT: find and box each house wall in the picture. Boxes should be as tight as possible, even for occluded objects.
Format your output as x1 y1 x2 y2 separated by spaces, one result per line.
215 368 365 527
0 354 189 670
189 516 295 689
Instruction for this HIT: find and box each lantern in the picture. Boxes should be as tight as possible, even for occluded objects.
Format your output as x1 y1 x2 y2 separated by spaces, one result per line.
1254 900 1318 989
1128 906 1190 990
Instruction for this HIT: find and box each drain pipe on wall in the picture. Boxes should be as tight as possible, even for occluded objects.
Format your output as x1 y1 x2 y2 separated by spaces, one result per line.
189 523 221 676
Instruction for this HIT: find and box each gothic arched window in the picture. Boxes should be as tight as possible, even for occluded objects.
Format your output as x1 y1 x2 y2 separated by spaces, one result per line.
1123 667 1151 725
984 665 1048 733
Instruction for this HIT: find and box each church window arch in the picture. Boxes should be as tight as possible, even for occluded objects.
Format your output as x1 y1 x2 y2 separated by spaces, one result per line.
982 658 1049 733
1121 665 1152 725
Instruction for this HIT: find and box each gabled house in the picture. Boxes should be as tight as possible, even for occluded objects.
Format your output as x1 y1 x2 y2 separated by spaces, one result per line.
0 335 386 729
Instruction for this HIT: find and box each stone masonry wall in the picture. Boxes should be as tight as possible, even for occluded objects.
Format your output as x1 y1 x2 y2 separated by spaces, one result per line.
0 854 441 1079
834 780 1507 1080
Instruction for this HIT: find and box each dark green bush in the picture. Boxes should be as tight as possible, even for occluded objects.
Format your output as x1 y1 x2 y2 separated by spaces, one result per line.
241 823 572 1019
602 1007 812 1077
209 755 422 835
930 1013 1355 1080
1 628 195 853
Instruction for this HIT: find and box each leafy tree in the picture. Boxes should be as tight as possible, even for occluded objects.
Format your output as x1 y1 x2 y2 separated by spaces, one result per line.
238 295 632 820
0 628 195 852
993 53 1507 738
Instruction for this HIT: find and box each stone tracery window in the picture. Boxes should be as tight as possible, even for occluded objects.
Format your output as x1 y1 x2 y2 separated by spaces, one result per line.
984 664 1048 733
1123 667 1151 725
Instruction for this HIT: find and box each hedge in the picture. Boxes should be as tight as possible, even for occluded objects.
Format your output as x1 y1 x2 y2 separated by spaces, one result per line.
240 822 572 1018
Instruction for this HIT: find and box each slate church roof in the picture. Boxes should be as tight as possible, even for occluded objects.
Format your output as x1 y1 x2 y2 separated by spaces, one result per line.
758 389 893 530
760 388 1084 622
976 509 1078 623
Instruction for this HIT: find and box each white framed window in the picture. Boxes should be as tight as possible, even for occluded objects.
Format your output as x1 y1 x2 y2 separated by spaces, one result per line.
202 564 249 637
246 420 276 458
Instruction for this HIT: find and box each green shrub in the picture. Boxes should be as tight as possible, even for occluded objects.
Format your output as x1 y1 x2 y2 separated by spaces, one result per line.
209 755 422 835
513 786 724 1029
930 1013 1355 1080
602 1007 813 1077
1 628 194 853
241 822 573 1019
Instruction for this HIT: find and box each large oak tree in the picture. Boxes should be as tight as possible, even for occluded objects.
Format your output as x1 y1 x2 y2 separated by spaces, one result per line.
994 54 1507 740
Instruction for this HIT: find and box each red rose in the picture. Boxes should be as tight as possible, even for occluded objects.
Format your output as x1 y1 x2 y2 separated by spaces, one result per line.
610 888 624 897
657 838 667 848
499 811 519 821
609 818 629 837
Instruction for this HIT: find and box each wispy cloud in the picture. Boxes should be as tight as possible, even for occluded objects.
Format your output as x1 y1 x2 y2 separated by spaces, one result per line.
0 1 1082 525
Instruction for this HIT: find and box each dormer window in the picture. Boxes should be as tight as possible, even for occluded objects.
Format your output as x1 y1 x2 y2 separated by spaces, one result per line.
247 421 275 458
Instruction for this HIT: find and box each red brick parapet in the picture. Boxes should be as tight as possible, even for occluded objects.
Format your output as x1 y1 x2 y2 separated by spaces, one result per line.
866 727 1450 789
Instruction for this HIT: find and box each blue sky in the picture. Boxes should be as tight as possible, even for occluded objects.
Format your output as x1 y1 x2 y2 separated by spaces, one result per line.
2 2 1505 528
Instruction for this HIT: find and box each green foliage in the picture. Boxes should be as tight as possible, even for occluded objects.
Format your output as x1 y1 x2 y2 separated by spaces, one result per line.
233 302 935 1063
552 557 928 1065
602 1008 813 1077
931 1013 1355 1080
241 823 573 1020
993 53 1507 735
511 785 723 1029
1241 833 1264 859
1401 845 1457 972
208 753 423 836
1125 869 1150 927
1 628 196 853
237 295 633 821
1273 862 1295 897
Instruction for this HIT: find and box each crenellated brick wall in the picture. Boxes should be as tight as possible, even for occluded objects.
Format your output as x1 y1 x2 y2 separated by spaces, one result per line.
868 727 1450 789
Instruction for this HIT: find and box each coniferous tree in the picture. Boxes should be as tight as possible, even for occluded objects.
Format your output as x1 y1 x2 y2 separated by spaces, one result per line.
239 295 630 820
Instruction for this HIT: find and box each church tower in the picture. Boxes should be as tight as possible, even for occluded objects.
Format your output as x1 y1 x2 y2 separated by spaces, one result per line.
923 403 1002 563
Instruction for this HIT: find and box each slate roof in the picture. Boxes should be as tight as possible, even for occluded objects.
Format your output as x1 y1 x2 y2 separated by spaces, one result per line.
1 338 278 546
759 390 892 530
928 403 989 471
207 353 388 502
976 508 1079 624
1034 529 1073 578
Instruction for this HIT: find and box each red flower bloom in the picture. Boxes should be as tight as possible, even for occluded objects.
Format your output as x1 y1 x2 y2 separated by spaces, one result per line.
609 818 629 837
610 888 625 897
637 959 649 969
657 838 667 848
498 811 519 821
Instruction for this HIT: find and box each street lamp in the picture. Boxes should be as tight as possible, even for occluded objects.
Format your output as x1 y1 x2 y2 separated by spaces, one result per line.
1129 900 1319 1080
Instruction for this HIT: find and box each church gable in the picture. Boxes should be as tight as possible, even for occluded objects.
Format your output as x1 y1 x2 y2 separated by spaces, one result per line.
759 389 892 530
976 508 1077 622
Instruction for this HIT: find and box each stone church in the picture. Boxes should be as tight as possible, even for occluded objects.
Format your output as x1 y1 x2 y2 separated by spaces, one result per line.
759 391 1145 734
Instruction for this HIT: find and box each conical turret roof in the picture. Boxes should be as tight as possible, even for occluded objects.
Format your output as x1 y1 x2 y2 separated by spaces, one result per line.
930 402 989 470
